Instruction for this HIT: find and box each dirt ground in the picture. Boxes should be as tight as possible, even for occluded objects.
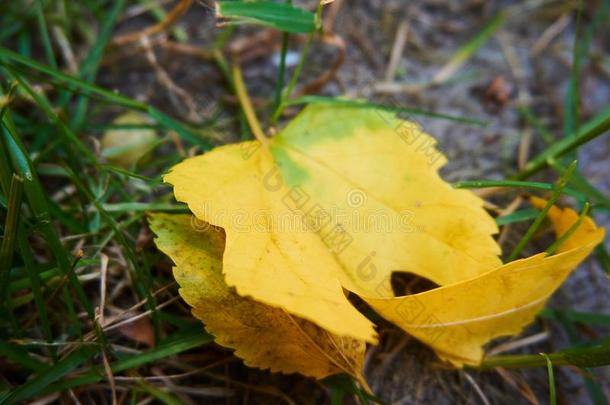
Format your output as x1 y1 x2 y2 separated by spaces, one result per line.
99 0 610 403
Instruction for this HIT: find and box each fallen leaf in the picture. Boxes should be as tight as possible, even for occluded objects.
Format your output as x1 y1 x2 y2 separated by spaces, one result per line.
364 197 604 366
165 104 501 343
101 112 157 168
148 213 366 380
162 104 603 369
117 314 155 347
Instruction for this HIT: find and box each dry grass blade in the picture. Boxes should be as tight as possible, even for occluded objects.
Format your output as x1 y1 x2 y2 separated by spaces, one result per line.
487 332 550 356
495 368 540 405
461 371 491 405
383 20 409 82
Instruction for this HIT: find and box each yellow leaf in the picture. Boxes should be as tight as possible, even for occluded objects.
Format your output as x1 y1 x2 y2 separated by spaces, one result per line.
164 104 604 369
148 213 366 380
364 198 605 366
164 105 501 342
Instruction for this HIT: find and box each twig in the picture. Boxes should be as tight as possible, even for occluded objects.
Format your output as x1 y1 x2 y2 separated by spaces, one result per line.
111 0 193 46
140 36 201 122
103 296 180 333
323 0 342 32
518 128 533 169
97 253 110 325
102 350 118 405
530 14 570 56
159 40 214 60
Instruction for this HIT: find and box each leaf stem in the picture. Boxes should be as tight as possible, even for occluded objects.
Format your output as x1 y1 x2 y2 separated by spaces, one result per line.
232 64 268 146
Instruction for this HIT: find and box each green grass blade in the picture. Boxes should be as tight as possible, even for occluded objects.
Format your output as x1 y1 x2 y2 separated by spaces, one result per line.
507 161 577 262
101 202 188 213
564 1 591 141
217 1 316 33
431 12 505 84
518 107 554 144
555 303 609 404
0 82 18 120
147 107 211 149
62 165 159 325
8 69 97 163
40 329 213 394
541 353 557 405
515 106 610 179
545 202 589 255
452 179 585 201
595 244 610 274
16 224 55 354
495 208 540 226
284 95 488 126
274 30 290 110
2 345 99 404
0 174 24 332
477 339 610 370
0 175 23 285
34 0 57 68
270 3 323 125
8 265 64 293
0 46 146 110
0 341 49 372
547 159 610 210
69 0 126 129
1 114 94 322
0 48 212 149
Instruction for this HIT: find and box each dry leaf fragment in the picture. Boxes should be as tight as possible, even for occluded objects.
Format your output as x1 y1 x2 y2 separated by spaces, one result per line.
149 213 366 380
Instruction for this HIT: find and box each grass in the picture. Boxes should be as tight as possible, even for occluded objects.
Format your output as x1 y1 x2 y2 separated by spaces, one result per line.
0 0 608 404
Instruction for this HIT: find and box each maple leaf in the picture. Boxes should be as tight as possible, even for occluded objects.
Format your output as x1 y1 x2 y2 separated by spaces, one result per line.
161 104 604 368
149 213 366 380
164 104 501 343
